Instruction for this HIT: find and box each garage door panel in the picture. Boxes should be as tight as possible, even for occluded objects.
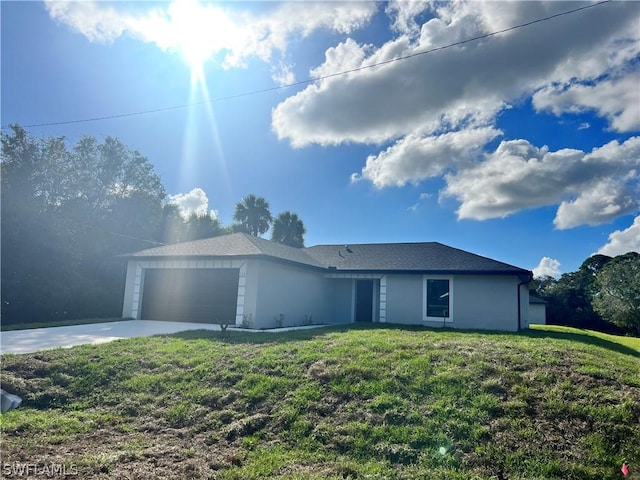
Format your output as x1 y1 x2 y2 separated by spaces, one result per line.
141 268 239 323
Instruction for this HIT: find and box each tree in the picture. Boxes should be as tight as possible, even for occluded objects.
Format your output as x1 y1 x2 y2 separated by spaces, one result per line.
183 212 226 242
157 203 186 244
1 125 166 324
232 194 272 237
271 211 306 248
532 254 615 332
593 252 640 335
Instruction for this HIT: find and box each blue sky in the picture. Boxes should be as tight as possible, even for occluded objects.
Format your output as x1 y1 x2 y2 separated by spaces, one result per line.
2 0 639 276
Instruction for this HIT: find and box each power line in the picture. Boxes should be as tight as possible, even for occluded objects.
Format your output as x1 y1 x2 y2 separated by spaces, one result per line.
2 0 611 130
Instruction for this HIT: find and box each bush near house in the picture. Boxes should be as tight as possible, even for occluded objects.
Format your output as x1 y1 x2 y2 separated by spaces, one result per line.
1 325 638 479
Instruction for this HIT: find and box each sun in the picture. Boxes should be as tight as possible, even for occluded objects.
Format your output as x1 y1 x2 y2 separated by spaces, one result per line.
170 0 214 74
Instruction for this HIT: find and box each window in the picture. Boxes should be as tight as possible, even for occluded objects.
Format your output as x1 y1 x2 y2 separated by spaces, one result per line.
424 277 452 322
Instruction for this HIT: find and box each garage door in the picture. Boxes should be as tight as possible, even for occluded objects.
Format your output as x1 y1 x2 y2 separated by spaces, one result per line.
140 268 239 323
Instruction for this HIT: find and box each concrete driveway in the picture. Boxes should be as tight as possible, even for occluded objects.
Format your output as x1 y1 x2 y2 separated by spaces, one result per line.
0 320 221 355
0 320 328 355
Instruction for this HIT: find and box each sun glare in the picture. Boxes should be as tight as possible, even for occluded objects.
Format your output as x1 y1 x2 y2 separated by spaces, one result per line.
170 0 214 74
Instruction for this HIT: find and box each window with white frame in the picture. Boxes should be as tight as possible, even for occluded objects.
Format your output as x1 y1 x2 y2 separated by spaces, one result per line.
424 277 452 322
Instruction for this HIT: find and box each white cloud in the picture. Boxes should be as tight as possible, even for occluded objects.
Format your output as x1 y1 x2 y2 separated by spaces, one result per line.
385 0 431 36
273 1 639 147
597 216 640 257
270 1 640 229
441 136 640 226
353 127 501 188
271 61 295 86
168 188 218 219
533 71 640 133
44 0 377 69
408 193 432 212
553 178 638 230
533 257 561 278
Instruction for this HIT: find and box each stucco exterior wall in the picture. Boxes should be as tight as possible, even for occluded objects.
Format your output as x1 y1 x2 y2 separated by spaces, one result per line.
527 303 546 326
251 260 331 329
385 275 424 325
383 274 522 331
454 275 520 331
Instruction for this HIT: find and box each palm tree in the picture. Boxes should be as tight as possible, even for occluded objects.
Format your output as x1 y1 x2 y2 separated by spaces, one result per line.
271 211 306 248
233 194 272 237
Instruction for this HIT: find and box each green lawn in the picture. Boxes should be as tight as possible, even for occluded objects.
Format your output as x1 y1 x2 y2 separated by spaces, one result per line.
1 324 638 479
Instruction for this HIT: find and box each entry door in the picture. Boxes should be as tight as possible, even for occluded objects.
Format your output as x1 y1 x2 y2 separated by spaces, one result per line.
355 279 374 322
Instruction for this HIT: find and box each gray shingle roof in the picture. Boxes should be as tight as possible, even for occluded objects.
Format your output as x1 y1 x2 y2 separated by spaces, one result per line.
124 234 530 275
305 242 530 274
124 233 324 268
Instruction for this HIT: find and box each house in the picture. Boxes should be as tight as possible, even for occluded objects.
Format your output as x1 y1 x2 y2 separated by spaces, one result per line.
121 232 535 332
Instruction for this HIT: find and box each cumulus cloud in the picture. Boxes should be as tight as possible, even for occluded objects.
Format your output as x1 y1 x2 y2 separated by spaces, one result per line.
270 1 639 228
273 1 638 147
533 257 561 278
352 127 501 188
441 137 639 226
168 188 218 219
533 71 640 133
597 216 640 257
44 0 377 69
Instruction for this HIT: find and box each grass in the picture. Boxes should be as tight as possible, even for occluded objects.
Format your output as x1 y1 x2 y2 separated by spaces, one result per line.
0 317 129 332
530 324 640 353
1 324 638 479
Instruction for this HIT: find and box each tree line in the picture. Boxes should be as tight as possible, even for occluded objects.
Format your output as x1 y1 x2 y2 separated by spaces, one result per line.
1 126 305 325
532 252 640 336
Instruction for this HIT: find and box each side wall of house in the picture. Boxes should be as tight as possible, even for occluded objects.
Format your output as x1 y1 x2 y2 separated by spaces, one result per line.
249 260 332 329
384 274 522 331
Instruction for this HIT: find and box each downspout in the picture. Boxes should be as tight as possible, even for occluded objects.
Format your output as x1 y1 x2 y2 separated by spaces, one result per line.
517 272 533 331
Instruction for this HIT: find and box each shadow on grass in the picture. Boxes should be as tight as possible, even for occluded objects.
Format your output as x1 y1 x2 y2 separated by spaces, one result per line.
165 322 640 358
521 328 640 358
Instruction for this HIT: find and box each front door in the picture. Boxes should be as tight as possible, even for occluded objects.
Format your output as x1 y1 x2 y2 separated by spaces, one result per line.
355 279 374 322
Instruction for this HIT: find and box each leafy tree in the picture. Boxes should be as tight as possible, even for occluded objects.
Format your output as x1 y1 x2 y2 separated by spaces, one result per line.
183 212 227 242
1 125 166 324
532 254 615 332
593 252 640 335
271 211 306 247
157 203 186 244
232 194 272 237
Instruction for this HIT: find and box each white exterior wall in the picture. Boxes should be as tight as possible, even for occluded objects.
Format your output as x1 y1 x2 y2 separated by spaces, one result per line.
384 274 523 331
454 275 521 331
251 260 331 329
122 257 529 332
527 303 546 326
385 275 424 325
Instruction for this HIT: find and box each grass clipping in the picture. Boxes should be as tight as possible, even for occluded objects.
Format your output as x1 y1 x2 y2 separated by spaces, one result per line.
1 325 639 479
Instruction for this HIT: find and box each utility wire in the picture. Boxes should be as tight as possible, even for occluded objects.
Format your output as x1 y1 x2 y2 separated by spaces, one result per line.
2 0 611 130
